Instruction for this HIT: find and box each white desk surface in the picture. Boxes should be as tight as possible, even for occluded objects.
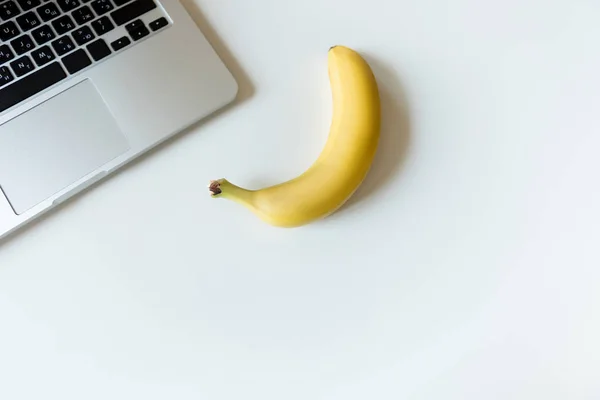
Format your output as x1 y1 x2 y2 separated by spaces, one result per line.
2 0 600 398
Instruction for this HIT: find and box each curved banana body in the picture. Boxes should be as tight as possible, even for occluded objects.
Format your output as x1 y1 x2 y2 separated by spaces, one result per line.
210 46 381 227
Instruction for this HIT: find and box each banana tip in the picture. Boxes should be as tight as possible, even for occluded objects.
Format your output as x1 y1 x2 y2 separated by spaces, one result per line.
208 180 222 196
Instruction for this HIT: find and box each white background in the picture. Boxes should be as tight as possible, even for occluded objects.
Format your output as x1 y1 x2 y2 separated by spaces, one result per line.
1 0 600 398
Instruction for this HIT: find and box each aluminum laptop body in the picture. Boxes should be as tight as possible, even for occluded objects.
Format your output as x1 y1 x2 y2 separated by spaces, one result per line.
0 0 238 239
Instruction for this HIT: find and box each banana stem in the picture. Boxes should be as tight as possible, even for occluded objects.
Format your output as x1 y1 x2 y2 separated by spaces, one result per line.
209 179 255 204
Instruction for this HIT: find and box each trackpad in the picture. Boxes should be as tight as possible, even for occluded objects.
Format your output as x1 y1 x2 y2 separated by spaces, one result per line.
0 80 129 214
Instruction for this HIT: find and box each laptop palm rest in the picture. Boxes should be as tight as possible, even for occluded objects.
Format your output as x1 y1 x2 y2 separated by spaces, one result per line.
0 80 129 215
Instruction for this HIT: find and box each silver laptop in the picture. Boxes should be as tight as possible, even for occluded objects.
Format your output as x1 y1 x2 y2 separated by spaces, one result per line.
0 0 238 239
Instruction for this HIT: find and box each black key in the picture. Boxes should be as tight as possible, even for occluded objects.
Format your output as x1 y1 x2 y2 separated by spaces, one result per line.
0 62 66 112
110 35 129 51
0 44 14 65
0 21 20 41
61 48 90 73
0 1 21 21
37 2 61 22
57 0 80 12
51 35 74 55
10 34 34 55
16 11 40 32
91 0 113 15
127 22 147 41
10 55 35 76
71 5 94 25
110 0 155 26
52 15 75 34
31 24 55 44
113 0 132 6
87 38 110 60
90 16 113 35
0 65 14 87
16 0 41 12
71 25 94 45
149 17 167 31
124 18 142 32
31 44 54 66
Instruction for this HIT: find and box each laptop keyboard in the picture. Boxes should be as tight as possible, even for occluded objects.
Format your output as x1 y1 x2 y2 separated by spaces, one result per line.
0 0 169 113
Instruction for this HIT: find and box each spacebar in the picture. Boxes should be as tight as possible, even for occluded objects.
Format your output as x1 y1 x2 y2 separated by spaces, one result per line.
111 0 157 26
0 63 67 114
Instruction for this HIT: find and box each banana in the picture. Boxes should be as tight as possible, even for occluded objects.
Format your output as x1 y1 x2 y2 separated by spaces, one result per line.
209 45 381 227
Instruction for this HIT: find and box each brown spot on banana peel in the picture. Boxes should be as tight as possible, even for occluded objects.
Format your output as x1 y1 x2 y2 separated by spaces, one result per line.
208 180 222 196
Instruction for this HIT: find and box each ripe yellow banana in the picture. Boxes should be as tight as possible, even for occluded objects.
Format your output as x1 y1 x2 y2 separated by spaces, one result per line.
209 45 381 227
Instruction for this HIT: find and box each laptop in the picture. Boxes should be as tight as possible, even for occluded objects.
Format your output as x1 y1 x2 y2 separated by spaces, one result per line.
0 0 238 239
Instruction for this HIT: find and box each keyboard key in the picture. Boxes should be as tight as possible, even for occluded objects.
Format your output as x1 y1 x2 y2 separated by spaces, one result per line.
111 0 155 26
10 55 35 76
91 0 113 15
149 17 167 31
71 5 94 25
87 38 110 60
31 45 55 66
31 24 55 44
37 2 61 22
16 0 41 12
61 48 90 73
0 1 21 21
57 0 80 12
0 62 67 113
16 11 41 32
0 21 20 42
110 36 129 51
10 34 34 55
71 25 94 45
127 22 148 41
0 66 14 87
114 0 132 6
51 35 74 55
124 18 142 31
0 44 15 65
91 16 113 35
52 15 75 34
